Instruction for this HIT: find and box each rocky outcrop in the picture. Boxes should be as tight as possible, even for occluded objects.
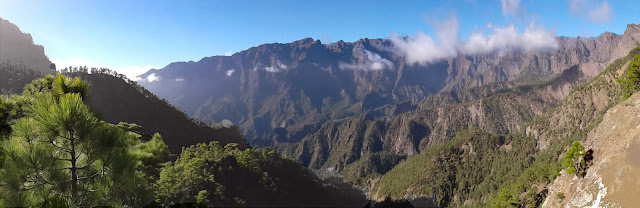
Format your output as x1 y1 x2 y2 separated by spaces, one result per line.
543 91 640 208
0 17 55 74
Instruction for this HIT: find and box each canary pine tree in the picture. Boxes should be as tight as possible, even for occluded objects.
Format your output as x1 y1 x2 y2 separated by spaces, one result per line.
0 75 168 207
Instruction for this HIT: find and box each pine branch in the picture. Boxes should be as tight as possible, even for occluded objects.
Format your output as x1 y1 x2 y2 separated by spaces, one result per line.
19 181 50 191
66 171 102 184
74 151 84 160
54 157 73 162
43 140 72 153
59 162 94 170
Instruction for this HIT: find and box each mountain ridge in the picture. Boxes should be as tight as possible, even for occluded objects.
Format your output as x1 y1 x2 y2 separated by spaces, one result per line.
0 17 55 74
138 25 640 149
64 68 249 153
369 45 640 207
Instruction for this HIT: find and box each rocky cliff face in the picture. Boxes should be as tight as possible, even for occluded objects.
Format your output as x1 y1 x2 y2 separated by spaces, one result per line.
0 17 55 74
277 63 588 170
140 25 640 148
140 24 640 171
543 90 640 208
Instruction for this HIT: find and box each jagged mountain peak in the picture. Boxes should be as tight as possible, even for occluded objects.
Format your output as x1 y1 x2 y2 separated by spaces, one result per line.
625 23 640 33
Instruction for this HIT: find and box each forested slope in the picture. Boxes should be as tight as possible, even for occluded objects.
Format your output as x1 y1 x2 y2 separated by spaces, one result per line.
0 62 41 94
64 68 249 153
371 46 640 207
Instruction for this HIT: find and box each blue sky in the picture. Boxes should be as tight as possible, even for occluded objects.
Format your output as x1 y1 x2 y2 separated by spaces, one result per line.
0 0 638 78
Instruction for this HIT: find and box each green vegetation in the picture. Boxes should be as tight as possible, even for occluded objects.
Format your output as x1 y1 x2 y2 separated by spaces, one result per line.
487 151 562 208
155 142 365 207
374 47 640 208
563 141 586 175
2 43 638 208
0 96 23 136
62 67 249 153
0 72 367 207
375 129 539 207
482 51 639 208
482 48 640 207
340 151 405 185
617 55 640 98
0 61 42 94
0 75 169 207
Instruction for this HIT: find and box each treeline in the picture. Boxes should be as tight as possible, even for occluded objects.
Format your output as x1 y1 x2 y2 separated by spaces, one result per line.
0 74 366 207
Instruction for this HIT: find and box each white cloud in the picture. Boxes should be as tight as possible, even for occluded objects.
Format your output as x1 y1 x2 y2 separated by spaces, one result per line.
146 73 160 82
276 60 288 70
322 34 333 45
339 44 394 71
391 16 459 65
264 66 279 72
175 78 184 82
568 0 584 13
50 58 158 81
264 59 288 72
463 23 558 54
588 1 611 23
226 69 235 77
500 0 521 18
220 119 234 128
224 51 233 56
568 0 611 23
119 65 160 80
390 16 558 66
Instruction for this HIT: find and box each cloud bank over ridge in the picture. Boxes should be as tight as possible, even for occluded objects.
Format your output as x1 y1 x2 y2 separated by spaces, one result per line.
390 0 559 66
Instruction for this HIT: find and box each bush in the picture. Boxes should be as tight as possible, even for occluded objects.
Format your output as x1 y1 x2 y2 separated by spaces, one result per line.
563 141 585 176
555 192 565 201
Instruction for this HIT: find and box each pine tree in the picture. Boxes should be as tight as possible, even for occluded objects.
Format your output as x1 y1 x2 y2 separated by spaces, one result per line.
563 141 585 176
0 75 168 207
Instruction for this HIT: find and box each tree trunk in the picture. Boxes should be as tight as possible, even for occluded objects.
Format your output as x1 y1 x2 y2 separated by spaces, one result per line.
69 131 78 198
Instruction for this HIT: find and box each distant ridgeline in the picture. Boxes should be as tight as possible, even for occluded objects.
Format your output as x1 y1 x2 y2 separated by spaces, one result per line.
134 26 640 199
138 24 640 151
60 66 249 153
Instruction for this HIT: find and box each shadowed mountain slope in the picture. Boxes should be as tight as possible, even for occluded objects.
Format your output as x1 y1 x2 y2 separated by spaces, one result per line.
64 69 249 153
